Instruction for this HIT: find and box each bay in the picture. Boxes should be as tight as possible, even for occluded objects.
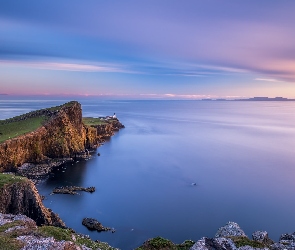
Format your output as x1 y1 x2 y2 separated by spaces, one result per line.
1 97 295 249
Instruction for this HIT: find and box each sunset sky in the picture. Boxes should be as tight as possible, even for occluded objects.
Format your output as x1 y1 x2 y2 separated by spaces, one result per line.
1 0 295 99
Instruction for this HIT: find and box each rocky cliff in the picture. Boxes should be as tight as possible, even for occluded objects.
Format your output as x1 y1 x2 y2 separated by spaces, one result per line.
0 101 124 172
0 174 64 227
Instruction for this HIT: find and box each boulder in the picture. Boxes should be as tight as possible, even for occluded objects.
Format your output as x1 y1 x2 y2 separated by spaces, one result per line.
215 222 247 238
190 237 237 250
252 231 274 245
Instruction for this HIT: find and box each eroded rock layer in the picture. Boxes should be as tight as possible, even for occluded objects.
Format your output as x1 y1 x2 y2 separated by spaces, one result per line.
0 101 124 172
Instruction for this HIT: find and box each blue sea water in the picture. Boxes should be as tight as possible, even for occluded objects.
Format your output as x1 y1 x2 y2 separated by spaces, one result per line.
1 97 295 249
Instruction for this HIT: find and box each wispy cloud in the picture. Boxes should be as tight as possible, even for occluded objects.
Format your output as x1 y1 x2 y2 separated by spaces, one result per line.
0 59 136 74
255 78 284 83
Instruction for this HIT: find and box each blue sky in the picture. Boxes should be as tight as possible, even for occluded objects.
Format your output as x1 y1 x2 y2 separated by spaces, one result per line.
1 0 295 99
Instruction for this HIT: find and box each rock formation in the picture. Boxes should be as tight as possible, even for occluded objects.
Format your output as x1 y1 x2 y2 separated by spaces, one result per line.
0 101 124 172
0 174 65 227
0 213 117 250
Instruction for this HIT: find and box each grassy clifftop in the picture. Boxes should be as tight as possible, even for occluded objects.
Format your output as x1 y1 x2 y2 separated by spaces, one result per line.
0 101 77 143
0 173 26 189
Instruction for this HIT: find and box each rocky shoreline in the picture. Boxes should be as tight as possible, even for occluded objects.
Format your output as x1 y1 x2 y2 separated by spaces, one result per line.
137 221 295 250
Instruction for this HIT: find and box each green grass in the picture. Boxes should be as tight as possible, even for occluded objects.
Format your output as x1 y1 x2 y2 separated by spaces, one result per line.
38 226 116 250
0 235 24 250
82 117 108 126
47 101 77 112
0 116 46 143
0 174 26 189
0 101 77 143
229 237 265 248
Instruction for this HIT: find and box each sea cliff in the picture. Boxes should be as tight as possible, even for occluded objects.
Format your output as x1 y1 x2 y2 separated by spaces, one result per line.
0 173 64 227
0 101 124 172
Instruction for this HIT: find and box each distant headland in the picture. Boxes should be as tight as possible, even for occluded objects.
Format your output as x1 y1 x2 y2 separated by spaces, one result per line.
201 97 295 101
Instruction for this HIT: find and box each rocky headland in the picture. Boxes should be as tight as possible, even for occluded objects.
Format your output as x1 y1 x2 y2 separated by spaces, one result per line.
0 101 124 176
0 101 124 249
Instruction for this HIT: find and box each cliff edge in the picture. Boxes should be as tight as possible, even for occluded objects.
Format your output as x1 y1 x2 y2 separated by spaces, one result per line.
0 173 64 227
0 101 124 172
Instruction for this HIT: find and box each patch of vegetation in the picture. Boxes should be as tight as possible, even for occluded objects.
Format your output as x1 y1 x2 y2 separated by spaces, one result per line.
0 174 26 189
137 237 195 250
149 237 174 248
0 235 24 250
38 226 116 250
47 101 77 112
0 221 24 233
230 236 265 248
0 116 46 143
83 117 108 126
37 226 72 241
176 240 195 249
0 101 77 143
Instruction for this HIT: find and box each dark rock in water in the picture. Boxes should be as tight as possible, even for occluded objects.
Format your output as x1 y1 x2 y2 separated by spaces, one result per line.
252 231 274 245
97 152 101 156
215 222 247 238
82 218 111 232
53 186 95 195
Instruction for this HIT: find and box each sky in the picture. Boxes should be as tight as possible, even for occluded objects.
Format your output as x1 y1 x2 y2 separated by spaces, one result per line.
1 0 295 99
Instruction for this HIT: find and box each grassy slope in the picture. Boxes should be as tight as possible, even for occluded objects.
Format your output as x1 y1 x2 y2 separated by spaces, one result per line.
82 117 108 126
0 101 76 143
0 173 26 189
0 116 46 143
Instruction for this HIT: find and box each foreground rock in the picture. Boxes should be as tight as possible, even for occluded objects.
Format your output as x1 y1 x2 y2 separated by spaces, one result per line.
190 222 282 250
138 221 295 250
0 213 117 250
82 218 112 232
53 186 95 195
215 221 247 238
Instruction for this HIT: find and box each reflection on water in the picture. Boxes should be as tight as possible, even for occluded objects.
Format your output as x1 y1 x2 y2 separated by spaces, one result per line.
1 98 295 250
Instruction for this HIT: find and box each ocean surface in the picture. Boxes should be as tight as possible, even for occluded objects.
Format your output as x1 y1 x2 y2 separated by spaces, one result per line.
1 96 295 249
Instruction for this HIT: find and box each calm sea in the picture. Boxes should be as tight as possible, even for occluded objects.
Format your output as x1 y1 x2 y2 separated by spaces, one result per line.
1 96 295 250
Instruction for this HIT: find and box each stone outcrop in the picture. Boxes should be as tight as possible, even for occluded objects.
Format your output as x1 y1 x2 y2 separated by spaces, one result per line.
189 222 287 250
0 101 124 172
0 175 65 227
0 213 117 250
215 221 247 238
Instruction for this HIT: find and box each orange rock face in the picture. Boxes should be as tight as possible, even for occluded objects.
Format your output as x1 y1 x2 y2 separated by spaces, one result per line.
0 101 124 172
